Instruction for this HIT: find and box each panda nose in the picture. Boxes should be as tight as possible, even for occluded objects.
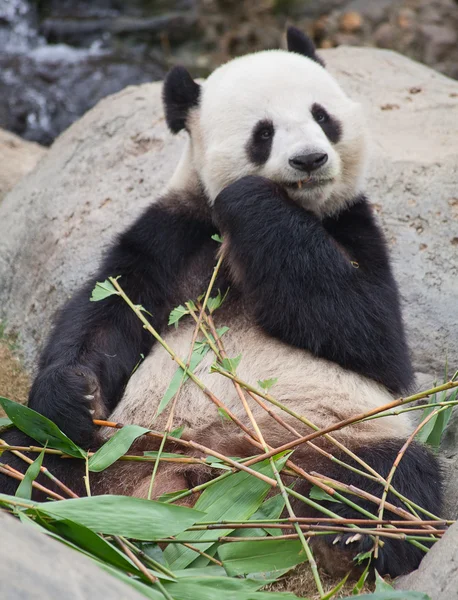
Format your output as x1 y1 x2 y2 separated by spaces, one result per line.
289 152 328 172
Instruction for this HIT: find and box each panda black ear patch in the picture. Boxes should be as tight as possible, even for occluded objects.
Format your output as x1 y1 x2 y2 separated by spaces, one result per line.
286 26 325 67
163 66 201 134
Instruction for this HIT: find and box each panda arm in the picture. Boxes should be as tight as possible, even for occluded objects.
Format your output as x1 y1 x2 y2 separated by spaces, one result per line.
213 175 413 395
29 200 215 447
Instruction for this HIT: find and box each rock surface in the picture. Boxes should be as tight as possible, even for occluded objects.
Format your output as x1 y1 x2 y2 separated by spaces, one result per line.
0 510 145 599
0 128 47 201
0 47 457 382
396 521 458 599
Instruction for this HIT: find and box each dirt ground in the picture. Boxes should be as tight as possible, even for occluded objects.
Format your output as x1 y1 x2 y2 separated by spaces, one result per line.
0 340 29 417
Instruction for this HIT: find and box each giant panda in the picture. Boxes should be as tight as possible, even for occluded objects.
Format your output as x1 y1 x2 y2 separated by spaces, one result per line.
0 28 442 578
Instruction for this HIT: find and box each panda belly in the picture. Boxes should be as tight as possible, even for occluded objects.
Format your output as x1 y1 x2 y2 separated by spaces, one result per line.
108 311 413 446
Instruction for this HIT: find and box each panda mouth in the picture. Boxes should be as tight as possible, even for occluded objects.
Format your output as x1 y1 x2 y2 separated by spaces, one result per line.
284 176 321 189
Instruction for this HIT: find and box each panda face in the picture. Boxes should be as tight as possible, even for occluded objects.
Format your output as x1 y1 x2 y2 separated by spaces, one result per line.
164 40 367 217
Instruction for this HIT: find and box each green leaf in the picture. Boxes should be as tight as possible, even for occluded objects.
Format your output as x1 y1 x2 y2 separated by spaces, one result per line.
309 485 340 504
221 354 242 373
0 416 12 428
88 425 150 472
36 495 205 540
218 539 307 577
257 378 278 391
374 570 394 592
156 345 210 417
320 574 349 600
217 407 232 422
162 576 298 599
164 454 289 570
169 305 189 327
216 326 230 337
211 234 223 243
344 593 430 600
206 290 227 313
90 279 119 302
232 493 285 538
46 518 159 578
351 559 370 594
16 447 45 499
170 425 185 439
0 398 85 458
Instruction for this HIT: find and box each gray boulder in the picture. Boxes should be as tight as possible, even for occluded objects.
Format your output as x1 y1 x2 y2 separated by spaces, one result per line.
0 47 457 381
0 510 145 599
396 521 458 599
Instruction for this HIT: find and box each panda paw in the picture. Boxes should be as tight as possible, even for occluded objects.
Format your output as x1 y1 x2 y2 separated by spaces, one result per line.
28 364 106 448
213 175 284 229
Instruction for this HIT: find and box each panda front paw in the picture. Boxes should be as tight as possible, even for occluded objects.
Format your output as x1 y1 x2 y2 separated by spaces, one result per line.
28 364 106 448
213 175 284 231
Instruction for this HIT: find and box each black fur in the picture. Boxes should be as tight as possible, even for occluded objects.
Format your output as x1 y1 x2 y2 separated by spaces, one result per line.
246 119 275 166
213 175 413 395
286 26 325 67
0 428 87 500
312 103 342 144
163 66 201 134
23 195 216 448
298 439 443 577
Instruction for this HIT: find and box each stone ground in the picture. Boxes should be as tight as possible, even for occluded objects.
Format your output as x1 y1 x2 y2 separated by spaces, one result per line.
0 334 29 418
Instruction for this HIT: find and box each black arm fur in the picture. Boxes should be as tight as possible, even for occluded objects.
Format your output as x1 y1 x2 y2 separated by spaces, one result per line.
28 198 215 447
213 175 413 394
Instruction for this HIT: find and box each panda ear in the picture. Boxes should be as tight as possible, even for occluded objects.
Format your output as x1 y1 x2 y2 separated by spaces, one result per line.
286 26 325 67
163 66 201 134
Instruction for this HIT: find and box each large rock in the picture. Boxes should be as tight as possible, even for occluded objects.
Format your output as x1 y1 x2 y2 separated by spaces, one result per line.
0 510 145 599
396 521 458 599
0 47 457 380
0 128 46 201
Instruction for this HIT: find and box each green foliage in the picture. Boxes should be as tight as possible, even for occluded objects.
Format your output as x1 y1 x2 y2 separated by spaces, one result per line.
218 539 307 577
15 447 45 499
90 279 119 302
211 234 223 243
416 385 458 450
88 425 150 472
258 378 278 391
0 397 85 458
169 305 190 327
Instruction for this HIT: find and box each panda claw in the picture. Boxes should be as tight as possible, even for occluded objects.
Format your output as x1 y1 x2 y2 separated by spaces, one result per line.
346 533 363 545
332 535 342 545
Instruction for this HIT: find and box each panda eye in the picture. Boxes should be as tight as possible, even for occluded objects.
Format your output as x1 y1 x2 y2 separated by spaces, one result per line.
313 109 328 124
259 127 273 140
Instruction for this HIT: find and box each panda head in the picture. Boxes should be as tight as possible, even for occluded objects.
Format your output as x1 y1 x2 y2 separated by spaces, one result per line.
163 27 367 217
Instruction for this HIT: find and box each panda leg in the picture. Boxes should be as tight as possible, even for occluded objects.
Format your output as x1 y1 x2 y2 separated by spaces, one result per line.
294 438 443 578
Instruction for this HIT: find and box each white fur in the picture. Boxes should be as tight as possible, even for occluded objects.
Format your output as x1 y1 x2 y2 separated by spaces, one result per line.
169 50 368 217
109 313 412 445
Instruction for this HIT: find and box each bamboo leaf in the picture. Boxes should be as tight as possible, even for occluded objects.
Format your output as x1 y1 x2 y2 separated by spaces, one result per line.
98 563 164 599
320 574 349 599
164 455 289 570
156 345 210 417
232 493 285 539
257 378 278 391
345 593 430 600
0 397 85 458
162 576 299 599
15 447 45 499
351 559 370 594
90 279 119 302
211 234 223 243
218 539 307 577
374 570 394 592
309 485 340 504
0 417 12 428
36 495 205 540
169 305 190 327
221 354 242 373
170 426 185 439
88 425 150 472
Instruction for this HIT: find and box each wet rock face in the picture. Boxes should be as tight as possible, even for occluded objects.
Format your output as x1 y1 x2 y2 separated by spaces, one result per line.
0 0 197 145
0 47 456 385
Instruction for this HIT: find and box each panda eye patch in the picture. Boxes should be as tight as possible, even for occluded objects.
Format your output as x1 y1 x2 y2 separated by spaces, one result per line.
246 119 275 166
311 102 342 144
